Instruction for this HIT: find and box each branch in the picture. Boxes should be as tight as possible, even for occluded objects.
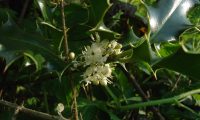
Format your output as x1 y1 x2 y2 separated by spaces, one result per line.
119 88 200 109
18 0 30 24
118 64 165 120
71 80 79 120
61 0 69 58
0 100 69 120
60 0 79 119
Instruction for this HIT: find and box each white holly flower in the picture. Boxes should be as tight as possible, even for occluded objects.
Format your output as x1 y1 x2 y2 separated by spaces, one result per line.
81 39 122 86
99 64 112 77
107 40 122 55
82 41 108 66
82 64 112 86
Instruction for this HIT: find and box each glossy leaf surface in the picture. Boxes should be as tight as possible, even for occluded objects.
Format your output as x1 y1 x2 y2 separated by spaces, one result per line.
147 0 199 42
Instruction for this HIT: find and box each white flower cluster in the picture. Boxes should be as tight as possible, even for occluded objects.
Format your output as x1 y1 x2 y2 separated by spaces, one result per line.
82 40 122 86
83 64 112 86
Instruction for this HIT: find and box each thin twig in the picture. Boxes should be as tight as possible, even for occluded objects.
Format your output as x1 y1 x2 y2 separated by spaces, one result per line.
0 100 69 120
18 0 30 24
61 0 69 58
129 72 165 119
60 0 78 119
60 1 78 119
70 74 79 120
12 105 20 120
118 64 165 120
72 81 79 120
171 74 182 92
118 89 200 109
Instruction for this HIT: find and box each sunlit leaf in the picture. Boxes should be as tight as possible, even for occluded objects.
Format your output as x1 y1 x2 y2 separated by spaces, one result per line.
136 60 155 76
36 0 51 21
192 94 200 106
146 0 199 42
155 42 180 57
188 5 200 24
180 28 200 54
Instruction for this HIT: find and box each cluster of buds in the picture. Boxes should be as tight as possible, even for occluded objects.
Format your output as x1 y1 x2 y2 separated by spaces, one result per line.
82 39 122 86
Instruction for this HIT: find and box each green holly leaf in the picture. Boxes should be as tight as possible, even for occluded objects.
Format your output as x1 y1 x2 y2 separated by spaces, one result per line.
87 0 120 36
155 42 180 57
154 48 200 79
146 0 199 43
87 0 110 27
180 27 200 54
36 0 51 22
131 40 157 63
192 94 200 106
122 28 141 47
0 25 65 72
64 3 88 27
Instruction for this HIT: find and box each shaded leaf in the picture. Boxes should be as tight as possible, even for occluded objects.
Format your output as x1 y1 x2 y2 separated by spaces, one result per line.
0 25 65 71
131 40 157 63
114 66 134 99
79 99 105 120
122 28 141 47
0 110 15 120
90 23 120 39
0 8 15 25
64 4 88 27
51 3 91 50
146 0 199 42
154 48 200 79
84 0 120 40
87 0 110 27
80 104 98 120
107 111 121 120
103 1 147 37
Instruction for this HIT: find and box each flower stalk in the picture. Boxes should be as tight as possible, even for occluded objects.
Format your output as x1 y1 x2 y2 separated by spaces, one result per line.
117 89 200 110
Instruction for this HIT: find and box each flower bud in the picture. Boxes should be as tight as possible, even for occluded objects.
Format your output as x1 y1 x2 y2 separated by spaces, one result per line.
109 41 117 48
56 103 64 113
115 43 122 49
100 78 107 86
69 52 75 60
93 79 100 85
101 64 112 76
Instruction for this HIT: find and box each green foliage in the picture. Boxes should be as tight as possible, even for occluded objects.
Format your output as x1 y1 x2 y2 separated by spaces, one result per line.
155 48 200 79
0 25 65 71
146 0 199 42
36 0 52 22
1 0 200 119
